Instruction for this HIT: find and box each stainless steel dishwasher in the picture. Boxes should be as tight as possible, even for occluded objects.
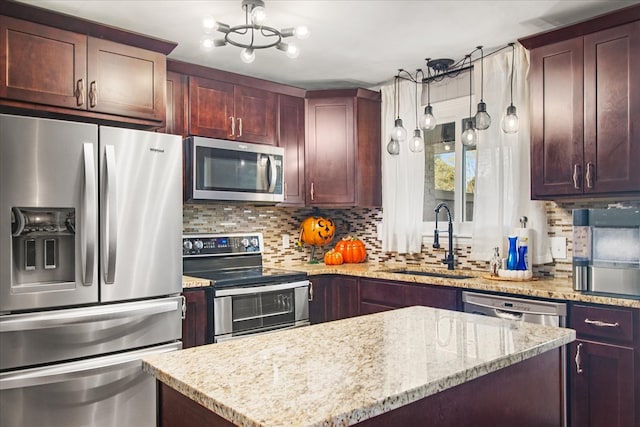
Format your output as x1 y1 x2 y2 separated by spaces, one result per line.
462 291 568 427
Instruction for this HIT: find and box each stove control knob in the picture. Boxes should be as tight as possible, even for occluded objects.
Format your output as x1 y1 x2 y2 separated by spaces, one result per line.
183 240 193 250
240 238 250 248
250 238 259 248
193 240 204 250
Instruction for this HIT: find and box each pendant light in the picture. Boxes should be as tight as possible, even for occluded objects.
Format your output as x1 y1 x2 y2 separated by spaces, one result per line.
502 43 519 134
461 55 478 147
419 60 436 131
387 76 401 155
390 73 407 143
409 69 425 153
474 46 491 130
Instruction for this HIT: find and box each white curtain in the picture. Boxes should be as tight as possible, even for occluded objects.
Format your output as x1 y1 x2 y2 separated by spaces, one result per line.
471 44 552 265
381 79 425 254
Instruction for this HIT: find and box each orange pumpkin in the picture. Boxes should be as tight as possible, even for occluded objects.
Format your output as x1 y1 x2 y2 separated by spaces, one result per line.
324 249 344 265
299 216 335 246
334 237 367 263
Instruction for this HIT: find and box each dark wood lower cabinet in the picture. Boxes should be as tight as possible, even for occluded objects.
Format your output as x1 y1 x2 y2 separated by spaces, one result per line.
569 340 636 427
157 349 562 427
181 288 211 349
328 276 359 321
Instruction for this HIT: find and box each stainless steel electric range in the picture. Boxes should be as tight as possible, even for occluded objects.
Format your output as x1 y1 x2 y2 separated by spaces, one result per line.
183 233 309 342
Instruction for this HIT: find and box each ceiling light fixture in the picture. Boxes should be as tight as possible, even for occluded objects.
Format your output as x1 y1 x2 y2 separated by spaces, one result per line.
474 46 491 130
409 69 425 153
502 43 519 134
386 75 401 155
391 71 408 144
461 55 478 148
200 0 309 64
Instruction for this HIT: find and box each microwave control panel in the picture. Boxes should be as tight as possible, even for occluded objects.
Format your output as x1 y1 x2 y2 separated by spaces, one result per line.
182 233 263 256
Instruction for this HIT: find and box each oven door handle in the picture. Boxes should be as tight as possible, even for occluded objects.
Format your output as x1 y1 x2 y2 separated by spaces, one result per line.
215 280 309 297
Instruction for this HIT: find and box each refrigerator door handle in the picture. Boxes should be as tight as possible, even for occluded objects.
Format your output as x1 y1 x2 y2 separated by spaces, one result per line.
0 298 181 333
103 145 118 284
82 143 96 286
0 341 181 390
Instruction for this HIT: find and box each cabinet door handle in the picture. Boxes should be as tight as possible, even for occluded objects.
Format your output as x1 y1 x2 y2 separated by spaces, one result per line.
584 318 619 328
88 81 97 108
310 182 315 201
308 281 313 302
75 78 85 106
572 164 581 190
237 117 243 137
585 162 594 189
229 116 235 137
575 342 584 374
181 295 187 320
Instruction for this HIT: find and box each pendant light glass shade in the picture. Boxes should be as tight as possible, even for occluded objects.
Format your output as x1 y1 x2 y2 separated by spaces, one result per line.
409 129 425 152
240 48 256 63
502 104 519 133
474 101 491 130
420 105 437 130
461 120 478 147
392 118 407 142
387 138 400 155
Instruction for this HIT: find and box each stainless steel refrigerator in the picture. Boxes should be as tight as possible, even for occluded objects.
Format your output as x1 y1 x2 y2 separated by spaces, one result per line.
0 114 183 426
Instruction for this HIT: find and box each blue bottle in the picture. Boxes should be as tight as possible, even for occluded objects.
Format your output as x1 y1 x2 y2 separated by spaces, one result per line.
506 236 518 270
516 245 528 270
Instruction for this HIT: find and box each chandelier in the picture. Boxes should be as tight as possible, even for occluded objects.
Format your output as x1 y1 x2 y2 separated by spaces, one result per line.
199 0 310 64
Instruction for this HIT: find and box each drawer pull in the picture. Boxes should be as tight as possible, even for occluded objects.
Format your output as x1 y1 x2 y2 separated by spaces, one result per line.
575 343 583 374
584 318 619 328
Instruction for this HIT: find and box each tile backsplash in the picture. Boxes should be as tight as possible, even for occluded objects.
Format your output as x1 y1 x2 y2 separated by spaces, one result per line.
184 199 639 278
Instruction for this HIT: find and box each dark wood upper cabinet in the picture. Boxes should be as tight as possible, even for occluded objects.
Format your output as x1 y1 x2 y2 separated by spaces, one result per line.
189 76 276 145
523 7 640 199
277 94 305 206
305 89 381 207
159 71 188 136
0 13 172 126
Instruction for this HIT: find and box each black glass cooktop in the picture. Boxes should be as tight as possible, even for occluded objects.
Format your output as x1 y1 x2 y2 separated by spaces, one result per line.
187 267 308 288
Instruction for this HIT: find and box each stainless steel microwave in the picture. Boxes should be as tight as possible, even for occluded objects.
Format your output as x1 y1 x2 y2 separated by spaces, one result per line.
184 136 284 203
572 208 640 297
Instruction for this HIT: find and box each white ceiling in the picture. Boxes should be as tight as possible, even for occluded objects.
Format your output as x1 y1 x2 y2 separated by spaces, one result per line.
16 0 640 90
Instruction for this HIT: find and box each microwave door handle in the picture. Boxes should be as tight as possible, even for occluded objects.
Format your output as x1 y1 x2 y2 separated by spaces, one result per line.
82 143 96 286
103 145 118 284
267 155 277 193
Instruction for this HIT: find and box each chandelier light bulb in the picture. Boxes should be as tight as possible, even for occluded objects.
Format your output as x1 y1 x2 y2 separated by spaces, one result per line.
409 129 425 153
202 15 217 33
461 121 478 148
294 25 310 40
251 6 267 25
240 48 256 63
285 44 300 59
392 118 407 142
502 105 519 133
200 35 215 52
419 105 437 130
474 101 491 130
387 138 400 155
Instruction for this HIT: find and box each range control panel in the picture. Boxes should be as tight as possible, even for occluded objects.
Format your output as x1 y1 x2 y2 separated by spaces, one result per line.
182 233 263 257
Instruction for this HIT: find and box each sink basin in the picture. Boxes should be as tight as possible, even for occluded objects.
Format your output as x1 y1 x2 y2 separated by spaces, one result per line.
393 271 474 280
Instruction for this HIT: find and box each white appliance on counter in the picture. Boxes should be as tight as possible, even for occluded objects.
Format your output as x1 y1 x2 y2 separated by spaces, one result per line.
0 114 183 427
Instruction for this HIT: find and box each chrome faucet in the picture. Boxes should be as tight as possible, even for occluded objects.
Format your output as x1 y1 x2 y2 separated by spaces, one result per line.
433 202 455 270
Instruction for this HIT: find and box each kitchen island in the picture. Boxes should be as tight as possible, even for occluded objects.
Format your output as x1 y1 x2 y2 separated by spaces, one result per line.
143 306 575 427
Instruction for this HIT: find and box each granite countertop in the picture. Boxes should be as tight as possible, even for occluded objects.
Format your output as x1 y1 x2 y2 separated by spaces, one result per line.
183 264 640 309
143 306 575 427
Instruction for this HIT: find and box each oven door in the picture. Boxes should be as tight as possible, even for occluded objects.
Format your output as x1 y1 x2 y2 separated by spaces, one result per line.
213 280 309 342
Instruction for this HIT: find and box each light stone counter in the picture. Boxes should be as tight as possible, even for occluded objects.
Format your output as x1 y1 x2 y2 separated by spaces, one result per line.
143 306 575 427
270 262 640 309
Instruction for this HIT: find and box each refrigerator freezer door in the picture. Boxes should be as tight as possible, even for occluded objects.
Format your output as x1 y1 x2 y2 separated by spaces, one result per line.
0 341 181 427
0 114 99 312
99 127 182 302
0 296 182 371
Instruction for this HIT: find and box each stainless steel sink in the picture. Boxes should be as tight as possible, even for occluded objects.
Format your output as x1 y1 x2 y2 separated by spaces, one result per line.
392 271 474 280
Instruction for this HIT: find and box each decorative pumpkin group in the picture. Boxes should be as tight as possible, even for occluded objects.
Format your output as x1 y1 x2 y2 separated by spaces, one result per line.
324 236 367 265
299 216 336 247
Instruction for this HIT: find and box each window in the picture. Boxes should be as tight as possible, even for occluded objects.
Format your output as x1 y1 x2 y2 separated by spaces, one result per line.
422 96 476 235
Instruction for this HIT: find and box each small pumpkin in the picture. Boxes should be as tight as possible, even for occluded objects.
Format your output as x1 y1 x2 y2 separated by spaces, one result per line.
334 237 367 263
299 216 336 247
324 249 344 265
